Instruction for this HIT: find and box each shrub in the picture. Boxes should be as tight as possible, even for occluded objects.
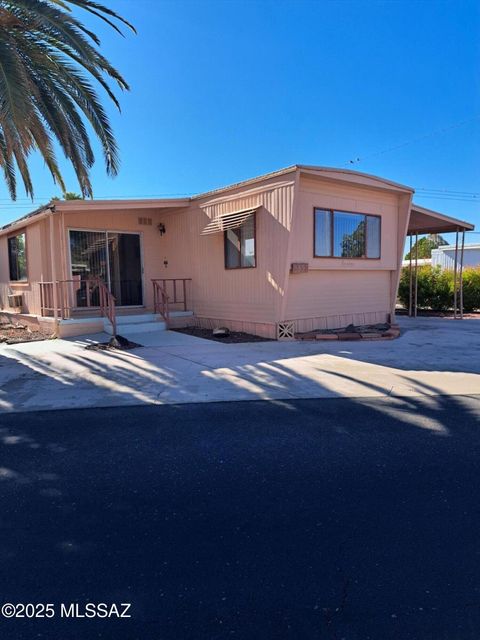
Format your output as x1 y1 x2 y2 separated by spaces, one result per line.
398 265 480 312
398 268 413 309
462 268 480 313
424 268 452 311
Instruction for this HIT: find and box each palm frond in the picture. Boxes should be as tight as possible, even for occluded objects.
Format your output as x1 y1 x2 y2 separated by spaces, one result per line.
0 129 16 198
0 0 134 199
53 0 137 34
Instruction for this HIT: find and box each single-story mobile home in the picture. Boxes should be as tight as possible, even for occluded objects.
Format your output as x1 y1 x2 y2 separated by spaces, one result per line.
0 165 474 338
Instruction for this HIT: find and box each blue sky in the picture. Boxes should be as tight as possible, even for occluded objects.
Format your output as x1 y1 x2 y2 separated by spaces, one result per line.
1 0 479 243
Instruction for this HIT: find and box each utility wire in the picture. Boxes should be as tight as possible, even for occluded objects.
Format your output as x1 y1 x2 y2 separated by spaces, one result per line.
414 195 479 203
346 113 480 166
0 181 480 208
417 188 480 196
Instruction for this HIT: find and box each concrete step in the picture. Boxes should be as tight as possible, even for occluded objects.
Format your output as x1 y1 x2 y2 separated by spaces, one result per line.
116 313 158 325
169 311 194 317
103 311 193 335
115 311 193 325
104 319 167 335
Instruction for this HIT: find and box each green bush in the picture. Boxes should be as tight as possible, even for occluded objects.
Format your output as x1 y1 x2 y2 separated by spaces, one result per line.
462 268 480 313
398 268 412 308
398 265 480 312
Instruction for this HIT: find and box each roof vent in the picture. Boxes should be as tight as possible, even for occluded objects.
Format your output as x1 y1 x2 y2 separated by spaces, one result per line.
138 217 152 226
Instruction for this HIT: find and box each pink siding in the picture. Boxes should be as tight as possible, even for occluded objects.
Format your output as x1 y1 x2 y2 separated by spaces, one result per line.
60 207 182 309
290 175 399 270
0 220 47 315
390 193 413 318
281 174 403 331
188 175 295 325
285 270 391 331
0 167 417 337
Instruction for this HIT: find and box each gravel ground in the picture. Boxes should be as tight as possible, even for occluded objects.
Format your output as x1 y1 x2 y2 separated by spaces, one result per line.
172 326 273 343
0 324 52 345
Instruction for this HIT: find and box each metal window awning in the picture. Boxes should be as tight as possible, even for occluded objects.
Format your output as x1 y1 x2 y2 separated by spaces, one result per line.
201 208 257 235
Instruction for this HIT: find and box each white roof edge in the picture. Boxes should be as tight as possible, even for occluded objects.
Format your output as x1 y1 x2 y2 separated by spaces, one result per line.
190 166 298 201
432 243 480 251
192 164 415 200
0 198 191 236
1 167 474 234
55 197 191 210
0 205 53 237
297 165 415 193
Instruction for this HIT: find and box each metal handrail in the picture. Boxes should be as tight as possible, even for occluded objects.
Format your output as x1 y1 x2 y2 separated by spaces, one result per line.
88 276 117 335
152 278 191 311
152 279 170 326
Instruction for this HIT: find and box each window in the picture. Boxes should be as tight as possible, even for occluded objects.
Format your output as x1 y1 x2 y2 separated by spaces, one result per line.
224 214 256 269
69 230 143 306
314 209 381 259
8 232 27 281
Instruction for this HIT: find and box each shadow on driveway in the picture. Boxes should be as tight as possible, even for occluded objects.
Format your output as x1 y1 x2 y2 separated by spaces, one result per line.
0 316 479 411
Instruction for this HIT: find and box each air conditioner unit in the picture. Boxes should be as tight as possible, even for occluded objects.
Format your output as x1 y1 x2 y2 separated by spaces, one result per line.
8 293 23 308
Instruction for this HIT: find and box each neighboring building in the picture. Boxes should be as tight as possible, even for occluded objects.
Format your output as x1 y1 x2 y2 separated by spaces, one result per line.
431 243 480 270
0 165 474 338
402 258 432 268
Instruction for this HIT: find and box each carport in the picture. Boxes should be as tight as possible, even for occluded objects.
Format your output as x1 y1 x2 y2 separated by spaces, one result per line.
406 204 475 318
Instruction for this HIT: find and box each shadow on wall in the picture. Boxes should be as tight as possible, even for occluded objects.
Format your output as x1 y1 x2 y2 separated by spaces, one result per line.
0 394 479 638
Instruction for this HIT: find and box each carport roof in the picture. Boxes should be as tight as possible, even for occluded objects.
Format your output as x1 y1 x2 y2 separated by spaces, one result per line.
408 204 474 235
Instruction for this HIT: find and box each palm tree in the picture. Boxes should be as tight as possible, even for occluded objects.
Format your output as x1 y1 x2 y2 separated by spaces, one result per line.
0 0 135 199
51 191 83 200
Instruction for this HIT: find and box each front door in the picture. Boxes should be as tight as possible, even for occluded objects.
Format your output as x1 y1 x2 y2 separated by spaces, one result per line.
69 230 143 307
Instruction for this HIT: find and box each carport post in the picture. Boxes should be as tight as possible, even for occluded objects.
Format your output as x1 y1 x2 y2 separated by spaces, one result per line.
453 229 459 319
414 233 418 317
459 230 465 319
408 234 413 316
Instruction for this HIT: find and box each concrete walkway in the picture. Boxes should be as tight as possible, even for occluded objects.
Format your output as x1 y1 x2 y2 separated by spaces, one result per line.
0 316 478 413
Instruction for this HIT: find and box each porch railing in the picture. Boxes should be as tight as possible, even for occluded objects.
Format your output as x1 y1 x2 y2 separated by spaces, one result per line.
39 277 117 334
39 279 77 319
152 278 192 326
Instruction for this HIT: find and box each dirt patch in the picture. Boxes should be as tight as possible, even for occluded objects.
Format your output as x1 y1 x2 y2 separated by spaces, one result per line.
172 326 272 343
0 323 53 345
85 335 142 351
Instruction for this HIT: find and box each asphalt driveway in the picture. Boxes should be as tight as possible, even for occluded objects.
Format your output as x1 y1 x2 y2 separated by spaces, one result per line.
1 395 479 639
